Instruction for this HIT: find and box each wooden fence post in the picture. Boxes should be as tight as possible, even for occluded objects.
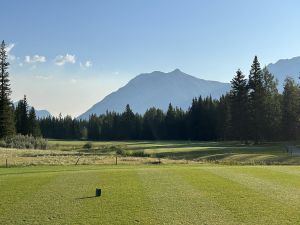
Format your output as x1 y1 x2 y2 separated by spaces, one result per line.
75 157 81 165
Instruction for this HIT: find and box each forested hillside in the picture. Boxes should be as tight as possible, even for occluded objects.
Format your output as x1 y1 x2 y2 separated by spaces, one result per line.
39 57 300 142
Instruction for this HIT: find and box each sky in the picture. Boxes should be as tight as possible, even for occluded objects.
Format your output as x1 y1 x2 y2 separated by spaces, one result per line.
1 0 300 117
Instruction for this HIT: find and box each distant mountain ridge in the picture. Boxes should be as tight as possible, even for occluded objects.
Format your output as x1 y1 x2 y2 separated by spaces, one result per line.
267 56 300 90
35 109 51 118
79 69 231 119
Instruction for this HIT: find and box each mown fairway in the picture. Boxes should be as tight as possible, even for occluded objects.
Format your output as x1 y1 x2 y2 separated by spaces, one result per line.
1 165 300 225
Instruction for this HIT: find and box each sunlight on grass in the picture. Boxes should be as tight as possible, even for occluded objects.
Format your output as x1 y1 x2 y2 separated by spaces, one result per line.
1 165 300 224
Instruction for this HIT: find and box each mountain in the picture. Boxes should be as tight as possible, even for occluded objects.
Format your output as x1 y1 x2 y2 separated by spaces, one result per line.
35 109 51 118
79 69 231 119
267 56 300 90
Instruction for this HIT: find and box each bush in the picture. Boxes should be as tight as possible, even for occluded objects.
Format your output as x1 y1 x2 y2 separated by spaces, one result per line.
0 135 48 150
127 150 150 157
115 147 126 156
83 142 93 149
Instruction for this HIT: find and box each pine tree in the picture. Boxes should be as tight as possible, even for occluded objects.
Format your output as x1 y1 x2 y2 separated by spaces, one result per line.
281 77 300 140
248 56 265 143
142 107 165 139
187 97 202 140
261 67 281 140
230 69 249 142
165 103 176 139
120 104 136 139
15 95 29 135
216 94 232 140
28 107 41 137
0 40 15 138
87 114 101 140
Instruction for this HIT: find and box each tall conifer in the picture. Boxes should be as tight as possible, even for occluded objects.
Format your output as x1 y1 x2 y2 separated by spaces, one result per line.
0 40 15 138
230 69 249 142
282 77 300 140
248 56 265 143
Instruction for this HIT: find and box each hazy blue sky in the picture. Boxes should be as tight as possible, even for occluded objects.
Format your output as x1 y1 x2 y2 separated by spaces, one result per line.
2 0 300 116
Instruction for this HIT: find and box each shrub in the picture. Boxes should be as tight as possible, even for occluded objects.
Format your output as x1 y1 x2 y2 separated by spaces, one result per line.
0 135 48 150
115 147 126 156
83 142 93 149
127 150 150 157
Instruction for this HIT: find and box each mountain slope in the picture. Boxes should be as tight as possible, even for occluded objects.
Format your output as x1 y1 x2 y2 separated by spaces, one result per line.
79 69 230 119
35 109 51 118
267 56 300 90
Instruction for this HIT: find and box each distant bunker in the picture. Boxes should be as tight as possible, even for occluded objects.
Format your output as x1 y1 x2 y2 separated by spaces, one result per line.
286 145 300 156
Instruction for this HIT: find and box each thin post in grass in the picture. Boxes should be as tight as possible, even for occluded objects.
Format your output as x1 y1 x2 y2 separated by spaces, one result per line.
115 153 118 165
75 157 81 166
6 158 8 168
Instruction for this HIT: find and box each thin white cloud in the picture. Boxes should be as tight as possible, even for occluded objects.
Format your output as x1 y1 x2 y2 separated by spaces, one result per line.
25 55 46 63
35 75 53 80
80 60 92 69
5 43 16 61
55 54 76 66
5 43 15 54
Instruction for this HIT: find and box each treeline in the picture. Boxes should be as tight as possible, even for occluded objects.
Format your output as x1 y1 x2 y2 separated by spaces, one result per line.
38 56 300 142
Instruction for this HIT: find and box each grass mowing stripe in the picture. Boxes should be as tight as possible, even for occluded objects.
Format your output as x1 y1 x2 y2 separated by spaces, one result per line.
177 167 300 225
265 166 300 176
137 167 240 225
69 169 151 225
1 168 152 225
0 172 58 224
203 167 300 208
232 166 300 189
2 165 300 225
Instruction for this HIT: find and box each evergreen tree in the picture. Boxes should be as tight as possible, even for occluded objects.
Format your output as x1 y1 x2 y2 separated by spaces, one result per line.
28 107 41 137
230 69 249 142
87 114 101 140
262 67 282 140
0 40 15 138
187 97 202 140
165 103 176 139
120 104 136 139
201 96 218 140
281 77 300 140
248 56 265 143
142 107 165 139
216 94 232 140
15 95 29 135
15 100 23 134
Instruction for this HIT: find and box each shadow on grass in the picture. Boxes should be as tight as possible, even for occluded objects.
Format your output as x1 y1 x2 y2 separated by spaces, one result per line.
128 142 284 151
153 146 285 160
76 196 98 200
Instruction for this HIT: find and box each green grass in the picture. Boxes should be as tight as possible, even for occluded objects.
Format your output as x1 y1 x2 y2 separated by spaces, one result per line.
1 164 300 224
